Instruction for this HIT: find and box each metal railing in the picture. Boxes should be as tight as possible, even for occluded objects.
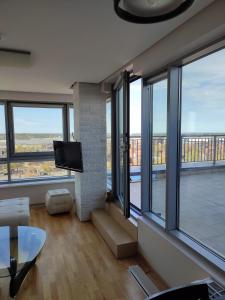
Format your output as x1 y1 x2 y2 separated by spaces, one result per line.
181 134 225 164
107 134 225 167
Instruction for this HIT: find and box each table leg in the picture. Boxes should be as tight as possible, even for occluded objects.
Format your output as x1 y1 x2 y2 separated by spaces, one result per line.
8 257 37 298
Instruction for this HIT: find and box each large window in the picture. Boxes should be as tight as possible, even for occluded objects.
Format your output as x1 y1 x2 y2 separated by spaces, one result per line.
151 79 167 219
111 40 225 269
179 48 225 259
0 101 73 183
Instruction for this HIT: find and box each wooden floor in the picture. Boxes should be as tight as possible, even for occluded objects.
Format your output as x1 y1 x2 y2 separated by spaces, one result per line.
0 207 166 300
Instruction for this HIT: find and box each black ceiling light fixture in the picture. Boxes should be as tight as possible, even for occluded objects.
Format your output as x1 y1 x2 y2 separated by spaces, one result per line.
114 0 195 24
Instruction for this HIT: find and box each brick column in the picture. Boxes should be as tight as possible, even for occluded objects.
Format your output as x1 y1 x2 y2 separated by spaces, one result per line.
73 83 106 221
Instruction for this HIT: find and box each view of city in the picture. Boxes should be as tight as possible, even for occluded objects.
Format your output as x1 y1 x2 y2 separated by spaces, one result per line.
14 133 63 153
0 133 67 181
107 133 225 175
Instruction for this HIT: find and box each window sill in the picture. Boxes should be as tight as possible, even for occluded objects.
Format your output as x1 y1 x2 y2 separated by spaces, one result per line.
144 211 165 229
141 213 225 285
0 177 75 189
130 206 141 222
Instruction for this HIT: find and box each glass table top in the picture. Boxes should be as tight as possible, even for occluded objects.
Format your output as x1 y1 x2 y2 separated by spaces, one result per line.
0 226 46 278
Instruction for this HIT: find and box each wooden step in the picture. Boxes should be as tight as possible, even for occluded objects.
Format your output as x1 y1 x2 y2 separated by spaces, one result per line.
105 202 138 240
91 208 137 259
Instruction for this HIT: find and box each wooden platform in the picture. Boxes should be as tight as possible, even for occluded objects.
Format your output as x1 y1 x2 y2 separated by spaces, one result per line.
0 207 166 300
91 208 137 259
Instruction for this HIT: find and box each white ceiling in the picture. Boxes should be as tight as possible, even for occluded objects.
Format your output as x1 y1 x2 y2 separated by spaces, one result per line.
0 0 214 94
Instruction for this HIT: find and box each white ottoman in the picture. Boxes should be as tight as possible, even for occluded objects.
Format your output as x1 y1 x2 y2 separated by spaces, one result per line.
0 197 30 237
45 189 73 215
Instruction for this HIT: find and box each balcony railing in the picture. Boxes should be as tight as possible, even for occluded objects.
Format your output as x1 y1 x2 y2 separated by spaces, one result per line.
107 134 225 168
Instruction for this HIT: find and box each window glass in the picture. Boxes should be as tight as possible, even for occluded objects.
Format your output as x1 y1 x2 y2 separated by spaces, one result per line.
179 48 225 259
10 161 67 180
106 100 112 187
151 79 167 219
0 164 8 181
0 104 6 159
69 107 75 141
130 79 142 209
13 106 63 153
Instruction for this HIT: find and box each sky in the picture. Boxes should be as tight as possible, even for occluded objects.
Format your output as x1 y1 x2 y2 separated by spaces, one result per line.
106 101 111 135
129 78 168 135
153 80 167 134
0 106 75 134
106 79 142 135
13 107 64 134
181 48 225 134
0 105 5 134
130 79 142 134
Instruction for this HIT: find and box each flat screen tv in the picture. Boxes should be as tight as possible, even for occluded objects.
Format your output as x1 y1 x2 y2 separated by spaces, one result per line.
53 141 83 173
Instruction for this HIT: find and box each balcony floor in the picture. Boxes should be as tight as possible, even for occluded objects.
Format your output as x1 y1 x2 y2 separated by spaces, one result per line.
130 168 225 259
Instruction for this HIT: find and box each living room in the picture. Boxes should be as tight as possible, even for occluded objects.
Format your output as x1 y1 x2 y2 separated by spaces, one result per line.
1 1 225 299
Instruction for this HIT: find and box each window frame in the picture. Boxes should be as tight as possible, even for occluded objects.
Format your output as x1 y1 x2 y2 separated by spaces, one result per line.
140 37 225 271
0 100 74 184
0 102 7 163
112 71 130 218
141 73 169 221
129 77 142 212
109 37 225 271
8 102 68 159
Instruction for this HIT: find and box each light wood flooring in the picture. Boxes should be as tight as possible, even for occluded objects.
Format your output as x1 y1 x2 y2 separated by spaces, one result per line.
0 207 166 300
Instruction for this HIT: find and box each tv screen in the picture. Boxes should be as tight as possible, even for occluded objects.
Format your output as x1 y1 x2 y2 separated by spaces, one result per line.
53 141 83 173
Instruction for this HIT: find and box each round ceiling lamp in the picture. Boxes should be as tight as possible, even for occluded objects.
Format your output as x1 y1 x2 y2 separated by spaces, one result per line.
114 0 195 24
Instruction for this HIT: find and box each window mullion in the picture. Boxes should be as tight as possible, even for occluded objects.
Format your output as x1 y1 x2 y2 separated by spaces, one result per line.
5 102 12 182
111 88 117 197
63 104 69 142
166 66 181 231
141 82 152 213
7 102 15 159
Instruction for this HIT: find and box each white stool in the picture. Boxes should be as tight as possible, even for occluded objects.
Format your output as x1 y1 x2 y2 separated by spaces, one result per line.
0 197 30 237
45 189 73 215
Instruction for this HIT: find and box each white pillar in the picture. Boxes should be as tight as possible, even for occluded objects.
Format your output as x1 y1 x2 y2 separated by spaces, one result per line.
73 83 106 221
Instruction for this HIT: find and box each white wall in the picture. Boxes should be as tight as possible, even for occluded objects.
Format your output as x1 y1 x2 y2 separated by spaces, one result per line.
138 217 225 287
0 90 73 103
0 180 75 205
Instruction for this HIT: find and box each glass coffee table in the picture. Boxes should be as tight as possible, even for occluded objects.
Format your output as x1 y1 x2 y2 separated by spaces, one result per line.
0 226 46 298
